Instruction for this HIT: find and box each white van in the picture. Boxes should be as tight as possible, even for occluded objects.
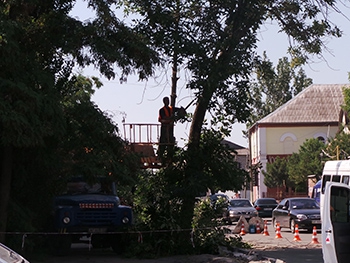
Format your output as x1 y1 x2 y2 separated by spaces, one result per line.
322 182 350 263
321 160 350 263
320 160 350 211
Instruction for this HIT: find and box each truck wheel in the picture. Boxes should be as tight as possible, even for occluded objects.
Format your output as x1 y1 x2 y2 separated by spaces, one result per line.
50 234 72 256
91 234 110 249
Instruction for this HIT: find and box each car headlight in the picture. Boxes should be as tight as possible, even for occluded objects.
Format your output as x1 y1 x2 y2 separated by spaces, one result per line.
296 214 307 221
229 211 238 215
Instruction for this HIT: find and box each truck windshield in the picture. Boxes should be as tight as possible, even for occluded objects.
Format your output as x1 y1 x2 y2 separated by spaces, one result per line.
67 181 114 195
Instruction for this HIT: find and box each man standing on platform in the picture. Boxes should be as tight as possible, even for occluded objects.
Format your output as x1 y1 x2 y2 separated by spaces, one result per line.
158 96 185 158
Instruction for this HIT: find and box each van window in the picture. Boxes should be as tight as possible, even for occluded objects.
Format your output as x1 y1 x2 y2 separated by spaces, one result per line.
330 186 350 223
342 176 350 185
332 175 341 183
322 175 332 194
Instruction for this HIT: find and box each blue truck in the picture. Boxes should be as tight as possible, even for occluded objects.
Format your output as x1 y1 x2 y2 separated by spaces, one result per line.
51 176 133 255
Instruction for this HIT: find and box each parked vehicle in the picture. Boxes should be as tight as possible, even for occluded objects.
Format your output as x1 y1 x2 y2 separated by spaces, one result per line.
311 180 321 204
320 160 350 217
272 197 321 233
253 198 278 217
209 193 229 205
0 242 30 263
321 181 350 263
320 160 350 263
224 198 258 224
51 176 133 255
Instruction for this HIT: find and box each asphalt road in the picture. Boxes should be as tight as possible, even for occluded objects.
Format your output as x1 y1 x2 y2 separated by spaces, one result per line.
229 218 323 263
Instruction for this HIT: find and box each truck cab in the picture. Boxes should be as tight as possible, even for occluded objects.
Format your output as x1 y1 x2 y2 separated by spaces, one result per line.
51 176 133 255
322 182 350 263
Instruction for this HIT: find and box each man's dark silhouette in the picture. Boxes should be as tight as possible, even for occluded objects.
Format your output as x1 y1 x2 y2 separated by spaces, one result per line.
158 96 185 158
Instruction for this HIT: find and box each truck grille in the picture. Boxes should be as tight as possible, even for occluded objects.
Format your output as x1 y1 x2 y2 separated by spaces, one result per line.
77 211 118 225
79 203 114 209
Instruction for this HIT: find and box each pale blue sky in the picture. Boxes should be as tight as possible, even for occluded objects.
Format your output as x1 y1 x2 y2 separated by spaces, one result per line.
72 2 350 148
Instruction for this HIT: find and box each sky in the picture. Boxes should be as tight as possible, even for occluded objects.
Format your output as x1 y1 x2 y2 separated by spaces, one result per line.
72 2 350 148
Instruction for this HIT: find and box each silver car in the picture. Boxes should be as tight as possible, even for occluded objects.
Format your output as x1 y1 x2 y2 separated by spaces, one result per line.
0 242 30 263
224 198 258 224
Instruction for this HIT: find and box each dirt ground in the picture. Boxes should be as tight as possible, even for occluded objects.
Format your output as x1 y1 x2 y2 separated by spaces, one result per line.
35 253 250 263
30 243 254 263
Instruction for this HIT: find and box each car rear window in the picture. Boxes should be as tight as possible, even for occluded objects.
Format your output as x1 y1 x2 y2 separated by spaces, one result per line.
230 200 252 207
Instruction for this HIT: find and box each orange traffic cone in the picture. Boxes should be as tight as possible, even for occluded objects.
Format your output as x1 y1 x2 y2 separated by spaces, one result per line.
256 221 261 234
311 226 320 244
240 222 246 235
293 224 301 241
275 223 282 239
263 220 270 236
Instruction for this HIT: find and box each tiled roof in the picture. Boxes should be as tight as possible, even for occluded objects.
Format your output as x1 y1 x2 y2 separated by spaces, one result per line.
257 84 348 124
221 139 246 150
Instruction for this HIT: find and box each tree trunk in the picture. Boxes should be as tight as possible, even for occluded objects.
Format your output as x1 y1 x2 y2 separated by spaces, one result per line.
0 145 13 243
179 89 214 230
188 89 213 147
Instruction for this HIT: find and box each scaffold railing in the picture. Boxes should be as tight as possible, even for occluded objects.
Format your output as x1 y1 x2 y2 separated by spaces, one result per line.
123 123 161 144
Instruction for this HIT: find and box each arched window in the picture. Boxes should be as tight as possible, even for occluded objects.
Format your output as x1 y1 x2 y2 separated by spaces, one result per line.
314 133 326 144
280 133 297 153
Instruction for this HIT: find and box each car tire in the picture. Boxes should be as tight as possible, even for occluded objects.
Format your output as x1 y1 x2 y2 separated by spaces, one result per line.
290 219 296 234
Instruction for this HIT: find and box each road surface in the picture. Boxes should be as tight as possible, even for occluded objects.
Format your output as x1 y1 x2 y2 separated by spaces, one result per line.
231 218 323 263
30 218 323 263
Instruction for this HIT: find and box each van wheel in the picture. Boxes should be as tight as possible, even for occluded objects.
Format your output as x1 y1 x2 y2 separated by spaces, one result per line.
290 219 296 234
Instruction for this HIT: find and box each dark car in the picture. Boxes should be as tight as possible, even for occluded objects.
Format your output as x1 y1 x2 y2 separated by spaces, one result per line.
272 197 321 233
224 198 258 224
210 193 229 205
253 198 278 217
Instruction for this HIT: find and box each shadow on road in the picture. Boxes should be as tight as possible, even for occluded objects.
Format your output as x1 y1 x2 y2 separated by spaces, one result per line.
257 247 323 263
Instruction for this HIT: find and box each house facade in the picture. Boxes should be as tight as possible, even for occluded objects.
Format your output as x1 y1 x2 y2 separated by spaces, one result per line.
248 84 348 200
219 140 250 198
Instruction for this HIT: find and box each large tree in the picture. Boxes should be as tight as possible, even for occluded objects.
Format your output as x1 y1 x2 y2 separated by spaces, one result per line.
263 156 290 189
287 138 325 191
7 75 140 244
247 53 313 126
0 0 158 242
126 0 343 230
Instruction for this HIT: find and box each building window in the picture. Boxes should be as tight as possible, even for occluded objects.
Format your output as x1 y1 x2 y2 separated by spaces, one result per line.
314 133 327 144
283 137 294 153
317 136 325 143
280 132 297 154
